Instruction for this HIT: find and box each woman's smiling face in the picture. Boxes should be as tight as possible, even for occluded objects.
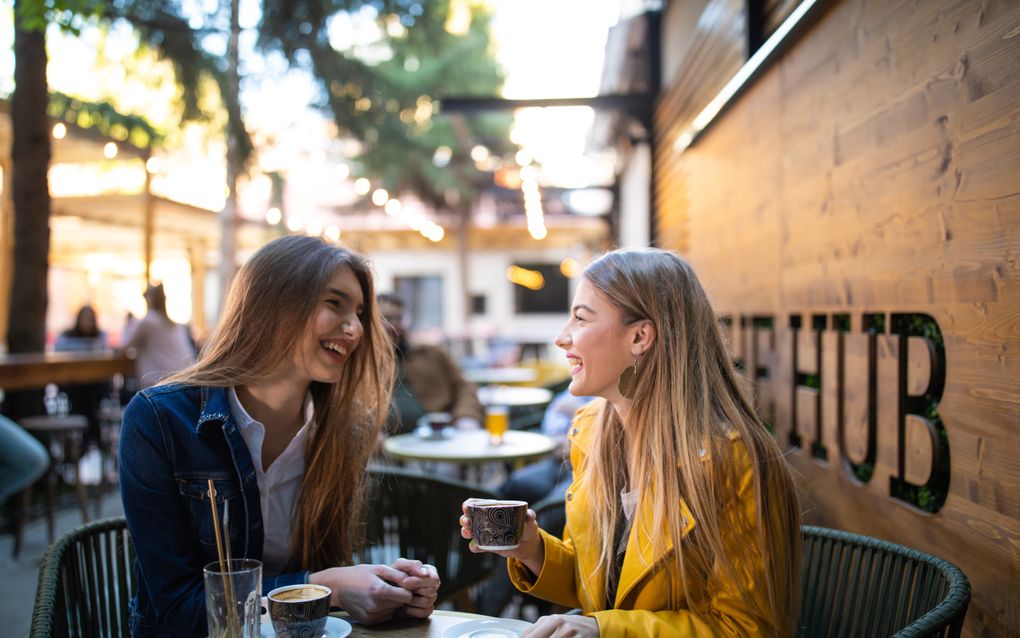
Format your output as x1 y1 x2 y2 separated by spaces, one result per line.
292 265 365 384
555 277 639 402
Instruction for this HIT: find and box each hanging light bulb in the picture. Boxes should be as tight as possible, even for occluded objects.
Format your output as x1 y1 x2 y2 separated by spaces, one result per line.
470 145 489 162
432 146 453 167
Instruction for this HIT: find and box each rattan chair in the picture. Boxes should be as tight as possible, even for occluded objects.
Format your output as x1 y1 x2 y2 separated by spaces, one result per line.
800 525 971 637
359 466 500 607
31 517 136 638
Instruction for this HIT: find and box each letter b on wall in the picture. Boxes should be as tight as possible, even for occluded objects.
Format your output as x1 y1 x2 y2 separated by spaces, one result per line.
889 313 949 514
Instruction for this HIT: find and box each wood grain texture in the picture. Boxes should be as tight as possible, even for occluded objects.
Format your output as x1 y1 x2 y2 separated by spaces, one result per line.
0 351 134 390
655 0 1020 634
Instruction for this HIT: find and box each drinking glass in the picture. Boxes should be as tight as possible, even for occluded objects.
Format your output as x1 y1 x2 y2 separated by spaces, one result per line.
204 558 262 638
485 405 509 446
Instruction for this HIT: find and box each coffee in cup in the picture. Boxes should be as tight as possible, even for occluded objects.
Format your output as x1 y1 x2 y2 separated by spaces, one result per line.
467 499 528 550
266 583 331 638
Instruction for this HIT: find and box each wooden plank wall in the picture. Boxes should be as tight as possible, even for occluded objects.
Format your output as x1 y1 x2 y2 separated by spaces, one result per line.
654 0 746 251
654 0 1020 635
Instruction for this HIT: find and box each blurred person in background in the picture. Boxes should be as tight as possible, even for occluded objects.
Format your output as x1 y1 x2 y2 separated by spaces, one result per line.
55 304 107 352
460 248 802 637
54 304 109 449
377 293 483 434
121 283 196 389
119 236 439 636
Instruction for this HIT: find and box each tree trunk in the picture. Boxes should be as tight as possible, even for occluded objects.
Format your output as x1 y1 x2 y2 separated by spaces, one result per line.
4 1 51 419
9 1 50 356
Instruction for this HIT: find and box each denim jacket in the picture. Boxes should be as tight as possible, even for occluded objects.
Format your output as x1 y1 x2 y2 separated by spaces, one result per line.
119 383 308 637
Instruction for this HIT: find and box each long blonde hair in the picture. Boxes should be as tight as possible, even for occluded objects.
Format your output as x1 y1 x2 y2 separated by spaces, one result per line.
581 248 800 634
164 235 394 570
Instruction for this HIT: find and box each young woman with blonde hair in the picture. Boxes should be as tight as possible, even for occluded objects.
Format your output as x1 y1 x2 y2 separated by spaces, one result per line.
120 236 439 637
461 248 801 637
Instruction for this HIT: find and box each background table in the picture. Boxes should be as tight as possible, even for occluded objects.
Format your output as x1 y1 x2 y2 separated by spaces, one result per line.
462 367 537 385
341 609 530 637
0 350 133 390
384 429 556 465
477 385 552 407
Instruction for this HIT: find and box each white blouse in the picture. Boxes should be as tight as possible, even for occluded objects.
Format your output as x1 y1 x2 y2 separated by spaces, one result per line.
229 387 314 576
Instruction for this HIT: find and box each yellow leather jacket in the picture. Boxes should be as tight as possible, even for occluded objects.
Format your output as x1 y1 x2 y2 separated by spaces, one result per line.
508 400 775 637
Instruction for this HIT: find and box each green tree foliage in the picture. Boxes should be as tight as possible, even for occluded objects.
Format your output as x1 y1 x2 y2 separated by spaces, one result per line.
257 0 512 210
18 0 209 121
107 0 253 162
48 91 163 149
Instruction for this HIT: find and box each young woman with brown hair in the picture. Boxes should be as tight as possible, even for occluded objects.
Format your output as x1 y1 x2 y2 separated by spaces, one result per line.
120 236 439 637
461 248 801 637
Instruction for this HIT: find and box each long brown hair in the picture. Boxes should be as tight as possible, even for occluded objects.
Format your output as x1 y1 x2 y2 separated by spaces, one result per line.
581 248 800 634
164 235 394 570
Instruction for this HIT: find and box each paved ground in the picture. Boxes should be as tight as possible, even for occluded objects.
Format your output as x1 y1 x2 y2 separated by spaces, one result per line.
0 489 124 638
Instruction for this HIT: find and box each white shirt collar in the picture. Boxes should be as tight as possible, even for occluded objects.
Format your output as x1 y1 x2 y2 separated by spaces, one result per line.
228 387 315 433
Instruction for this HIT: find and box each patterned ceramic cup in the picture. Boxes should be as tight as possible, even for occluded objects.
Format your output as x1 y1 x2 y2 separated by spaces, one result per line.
467 499 528 550
266 584 331 638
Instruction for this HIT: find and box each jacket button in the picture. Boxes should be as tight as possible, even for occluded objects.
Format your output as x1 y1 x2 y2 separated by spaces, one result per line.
566 491 573 501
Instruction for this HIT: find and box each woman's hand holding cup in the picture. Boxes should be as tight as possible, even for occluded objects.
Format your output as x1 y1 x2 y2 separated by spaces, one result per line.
460 498 545 577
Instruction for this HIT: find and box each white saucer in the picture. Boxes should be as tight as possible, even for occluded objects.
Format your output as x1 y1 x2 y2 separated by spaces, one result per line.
415 425 453 440
259 616 352 638
442 617 532 638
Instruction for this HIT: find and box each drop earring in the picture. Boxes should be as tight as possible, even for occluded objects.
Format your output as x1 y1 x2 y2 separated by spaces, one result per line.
617 357 639 399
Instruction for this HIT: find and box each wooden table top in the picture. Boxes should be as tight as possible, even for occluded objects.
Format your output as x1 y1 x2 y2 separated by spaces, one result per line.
339 610 531 637
383 429 556 464
0 350 133 390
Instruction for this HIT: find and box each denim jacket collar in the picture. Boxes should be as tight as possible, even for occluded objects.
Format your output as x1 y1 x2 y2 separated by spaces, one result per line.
196 385 233 433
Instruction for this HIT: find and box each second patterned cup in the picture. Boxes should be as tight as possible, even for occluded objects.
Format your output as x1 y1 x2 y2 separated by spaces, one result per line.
467 499 528 551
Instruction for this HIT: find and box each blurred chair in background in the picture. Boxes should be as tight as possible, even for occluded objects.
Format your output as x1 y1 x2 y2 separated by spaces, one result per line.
10 412 93 556
359 466 498 609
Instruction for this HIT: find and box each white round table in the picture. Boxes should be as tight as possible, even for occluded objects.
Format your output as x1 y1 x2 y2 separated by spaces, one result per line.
476 385 553 407
383 429 557 465
462 367 538 385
